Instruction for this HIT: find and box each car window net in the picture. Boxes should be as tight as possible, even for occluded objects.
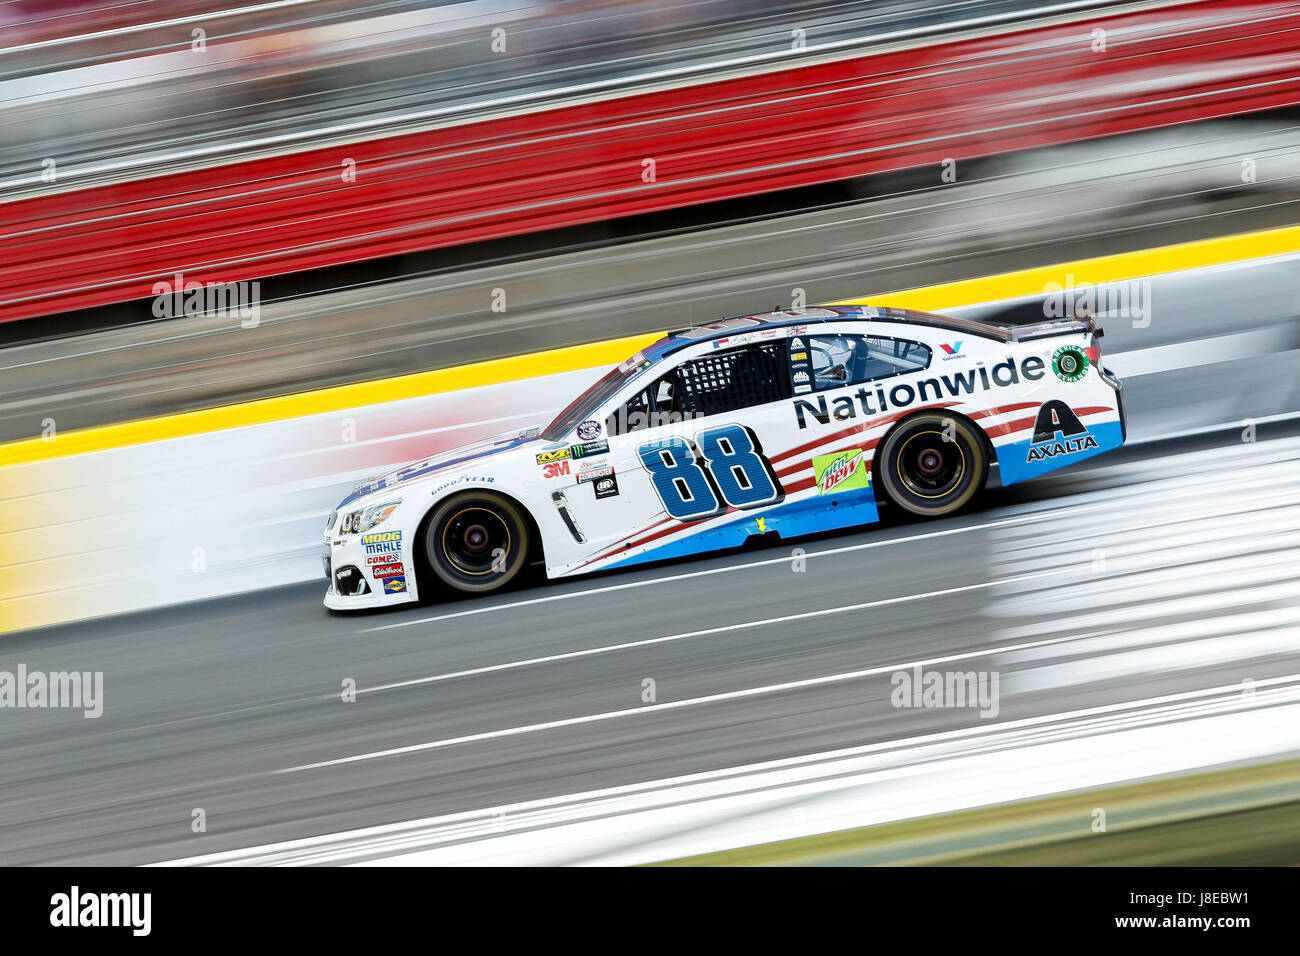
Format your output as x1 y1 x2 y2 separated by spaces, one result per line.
671 343 788 416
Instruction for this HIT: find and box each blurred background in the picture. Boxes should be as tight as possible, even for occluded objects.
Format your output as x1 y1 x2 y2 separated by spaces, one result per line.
0 0 1297 867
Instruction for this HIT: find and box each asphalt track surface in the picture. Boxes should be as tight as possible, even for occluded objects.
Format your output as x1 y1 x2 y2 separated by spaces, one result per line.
1 404 1298 865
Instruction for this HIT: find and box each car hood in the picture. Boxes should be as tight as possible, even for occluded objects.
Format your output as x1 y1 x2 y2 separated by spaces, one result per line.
334 427 542 510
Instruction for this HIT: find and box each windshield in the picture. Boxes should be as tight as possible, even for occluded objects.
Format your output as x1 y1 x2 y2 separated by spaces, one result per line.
542 353 650 441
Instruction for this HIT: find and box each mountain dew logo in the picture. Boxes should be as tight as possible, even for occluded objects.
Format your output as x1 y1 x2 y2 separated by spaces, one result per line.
813 448 870 495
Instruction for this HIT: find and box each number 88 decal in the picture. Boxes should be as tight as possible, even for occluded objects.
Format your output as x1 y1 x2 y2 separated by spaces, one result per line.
637 424 783 521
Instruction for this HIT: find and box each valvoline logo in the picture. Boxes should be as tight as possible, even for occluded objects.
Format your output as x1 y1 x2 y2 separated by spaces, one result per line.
939 342 962 355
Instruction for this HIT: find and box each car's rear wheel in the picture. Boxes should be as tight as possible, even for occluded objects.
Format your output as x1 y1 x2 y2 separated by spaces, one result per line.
423 491 532 593
877 413 988 517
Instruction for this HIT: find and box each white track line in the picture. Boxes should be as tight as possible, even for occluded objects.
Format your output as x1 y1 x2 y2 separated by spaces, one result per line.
361 510 1071 634
360 567 1076 694
293 566 1085 772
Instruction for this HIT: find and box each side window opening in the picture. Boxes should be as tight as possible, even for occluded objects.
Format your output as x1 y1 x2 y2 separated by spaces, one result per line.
808 334 931 391
606 388 651 436
605 343 790 434
672 342 789 416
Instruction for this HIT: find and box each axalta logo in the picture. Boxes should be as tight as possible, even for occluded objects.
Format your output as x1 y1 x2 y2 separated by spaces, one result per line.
1027 400 1098 462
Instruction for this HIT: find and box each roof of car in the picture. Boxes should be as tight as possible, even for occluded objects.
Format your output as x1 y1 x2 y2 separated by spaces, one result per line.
657 305 1013 356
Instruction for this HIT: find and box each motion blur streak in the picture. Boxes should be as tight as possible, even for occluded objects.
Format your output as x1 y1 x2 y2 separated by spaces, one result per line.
153 435 1300 864
161 681 1300 866
3 117 1296 440
1 0 1299 869
3 0 1299 320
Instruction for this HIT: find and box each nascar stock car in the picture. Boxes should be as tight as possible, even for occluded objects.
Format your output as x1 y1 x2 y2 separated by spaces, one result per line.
323 305 1125 608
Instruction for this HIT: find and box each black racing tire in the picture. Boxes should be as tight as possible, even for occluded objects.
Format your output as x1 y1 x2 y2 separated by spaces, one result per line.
422 491 532 594
876 413 988 517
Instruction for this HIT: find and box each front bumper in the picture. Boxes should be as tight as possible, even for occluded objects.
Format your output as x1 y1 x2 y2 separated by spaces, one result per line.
321 533 418 611
324 585 392 611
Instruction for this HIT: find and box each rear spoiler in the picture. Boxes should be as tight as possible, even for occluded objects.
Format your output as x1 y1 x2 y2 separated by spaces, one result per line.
1001 314 1103 343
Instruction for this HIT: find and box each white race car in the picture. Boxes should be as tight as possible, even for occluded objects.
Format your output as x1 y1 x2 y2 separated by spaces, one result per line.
323 305 1125 608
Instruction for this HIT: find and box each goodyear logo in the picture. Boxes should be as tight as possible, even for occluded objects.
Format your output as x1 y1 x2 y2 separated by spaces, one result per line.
536 448 571 464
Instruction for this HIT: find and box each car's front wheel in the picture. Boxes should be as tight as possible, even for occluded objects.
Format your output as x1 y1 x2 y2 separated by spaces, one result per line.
876 413 988 517
423 491 532 593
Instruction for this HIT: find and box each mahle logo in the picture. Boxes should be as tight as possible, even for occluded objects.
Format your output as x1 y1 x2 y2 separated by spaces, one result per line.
812 448 870 495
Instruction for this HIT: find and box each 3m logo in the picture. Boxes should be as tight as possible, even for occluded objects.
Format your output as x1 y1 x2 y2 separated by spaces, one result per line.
543 460 571 479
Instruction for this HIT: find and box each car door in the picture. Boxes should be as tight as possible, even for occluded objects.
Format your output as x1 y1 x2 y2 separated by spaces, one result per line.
560 339 797 568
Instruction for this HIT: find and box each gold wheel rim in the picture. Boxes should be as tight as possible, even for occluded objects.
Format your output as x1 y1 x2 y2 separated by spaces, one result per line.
440 507 512 576
895 430 967 500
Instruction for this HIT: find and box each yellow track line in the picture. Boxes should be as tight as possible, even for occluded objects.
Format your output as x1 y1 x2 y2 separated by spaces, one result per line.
878 222 1300 313
3 222 1299 467
0 334 659 466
